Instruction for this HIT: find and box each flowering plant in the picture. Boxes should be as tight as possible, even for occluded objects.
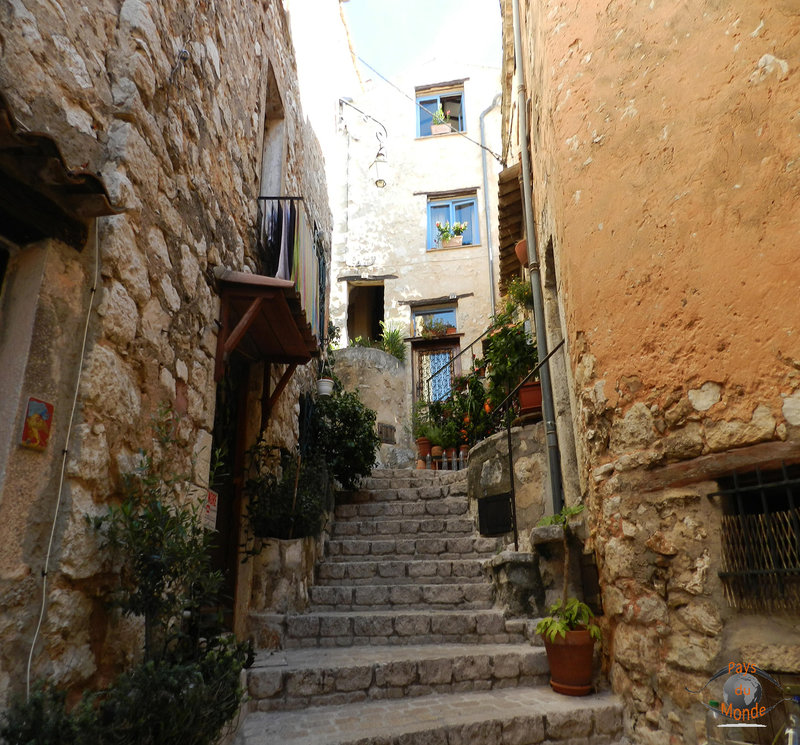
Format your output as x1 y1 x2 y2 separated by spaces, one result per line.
435 221 468 243
431 105 450 125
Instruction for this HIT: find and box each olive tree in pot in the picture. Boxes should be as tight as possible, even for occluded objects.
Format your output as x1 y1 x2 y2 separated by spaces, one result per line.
535 504 600 696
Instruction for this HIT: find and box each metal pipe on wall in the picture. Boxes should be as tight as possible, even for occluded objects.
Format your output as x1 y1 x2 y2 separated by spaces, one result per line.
511 0 564 514
480 93 502 319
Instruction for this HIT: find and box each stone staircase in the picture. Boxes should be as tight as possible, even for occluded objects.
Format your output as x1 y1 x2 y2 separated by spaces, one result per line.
233 468 624 745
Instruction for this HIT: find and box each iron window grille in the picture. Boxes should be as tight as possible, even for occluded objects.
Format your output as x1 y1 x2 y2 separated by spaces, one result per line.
713 463 800 612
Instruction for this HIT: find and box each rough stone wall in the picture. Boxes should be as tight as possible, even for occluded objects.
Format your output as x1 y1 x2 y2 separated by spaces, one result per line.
0 0 331 705
467 422 551 543
506 0 800 742
333 347 415 468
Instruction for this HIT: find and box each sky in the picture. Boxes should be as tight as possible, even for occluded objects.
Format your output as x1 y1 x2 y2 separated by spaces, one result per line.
342 0 503 82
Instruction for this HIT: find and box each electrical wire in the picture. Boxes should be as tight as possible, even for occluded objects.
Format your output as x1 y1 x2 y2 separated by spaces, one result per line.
26 220 100 699
356 55 505 166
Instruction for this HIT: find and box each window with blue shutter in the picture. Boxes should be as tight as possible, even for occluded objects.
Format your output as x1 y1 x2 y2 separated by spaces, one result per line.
427 196 479 250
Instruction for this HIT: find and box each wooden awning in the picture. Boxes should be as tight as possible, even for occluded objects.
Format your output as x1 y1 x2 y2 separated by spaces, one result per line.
497 162 523 289
213 267 319 382
0 92 124 247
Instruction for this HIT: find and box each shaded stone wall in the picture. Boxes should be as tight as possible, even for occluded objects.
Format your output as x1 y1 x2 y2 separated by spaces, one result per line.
503 0 800 742
0 0 331 705
333 347 414 469
467 422 551 545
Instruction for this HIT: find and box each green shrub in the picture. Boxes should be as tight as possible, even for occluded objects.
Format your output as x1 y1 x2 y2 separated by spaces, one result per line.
378 321 406 362
311 390 380 489
244 446 331 541
0 683 96 745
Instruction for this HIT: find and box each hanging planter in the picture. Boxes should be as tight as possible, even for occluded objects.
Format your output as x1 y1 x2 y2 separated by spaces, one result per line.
515 239 528 267
316 378 334 397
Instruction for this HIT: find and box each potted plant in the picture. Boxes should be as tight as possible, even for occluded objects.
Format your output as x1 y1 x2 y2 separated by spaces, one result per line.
430 105 451 135
485 317 539 413
536 504 600 696
441 419 461 462
435 220 468 248
411 402 432 463
427 423 444 468
420 317 451 338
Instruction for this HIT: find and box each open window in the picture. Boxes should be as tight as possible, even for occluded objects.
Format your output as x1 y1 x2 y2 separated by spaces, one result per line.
417 85 465 136
428 194 479 249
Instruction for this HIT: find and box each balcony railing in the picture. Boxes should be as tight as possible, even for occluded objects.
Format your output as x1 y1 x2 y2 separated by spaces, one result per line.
257 196 324 343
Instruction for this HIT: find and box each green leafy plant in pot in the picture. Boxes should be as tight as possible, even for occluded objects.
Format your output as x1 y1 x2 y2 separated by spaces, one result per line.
536 504 600 696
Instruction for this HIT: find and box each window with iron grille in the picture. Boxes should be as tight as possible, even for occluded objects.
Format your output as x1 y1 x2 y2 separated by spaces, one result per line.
417 347 455 403
713 463 800 611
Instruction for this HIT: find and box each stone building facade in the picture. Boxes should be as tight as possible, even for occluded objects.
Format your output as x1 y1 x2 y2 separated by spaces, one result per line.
501 0 800 742
0 0 332 705
328 58 503 448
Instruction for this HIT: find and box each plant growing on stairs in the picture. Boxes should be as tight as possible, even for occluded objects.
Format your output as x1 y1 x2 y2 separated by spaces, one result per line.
535 503 600 696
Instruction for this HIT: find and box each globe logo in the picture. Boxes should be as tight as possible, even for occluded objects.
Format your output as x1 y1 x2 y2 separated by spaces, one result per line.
722 673 763 718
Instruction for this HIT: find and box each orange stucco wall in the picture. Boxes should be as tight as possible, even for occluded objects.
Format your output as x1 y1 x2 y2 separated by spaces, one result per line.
511 2 800 742
524 0 800 437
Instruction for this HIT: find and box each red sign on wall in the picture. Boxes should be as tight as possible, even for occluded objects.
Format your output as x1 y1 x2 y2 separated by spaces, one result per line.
20 397 54 451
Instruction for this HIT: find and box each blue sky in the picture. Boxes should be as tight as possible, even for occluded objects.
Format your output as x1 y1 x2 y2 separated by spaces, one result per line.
342 0 502 81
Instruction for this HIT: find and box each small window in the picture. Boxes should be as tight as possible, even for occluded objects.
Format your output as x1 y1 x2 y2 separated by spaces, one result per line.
417 91 465 136
413 307 456 337
428 196 479 250
714 463 800 611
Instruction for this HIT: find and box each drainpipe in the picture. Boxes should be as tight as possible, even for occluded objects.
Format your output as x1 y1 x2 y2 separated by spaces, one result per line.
480 94 501 318
512 0 564 514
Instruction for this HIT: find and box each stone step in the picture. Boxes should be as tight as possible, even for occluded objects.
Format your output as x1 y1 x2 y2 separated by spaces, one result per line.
234 686 624 745
359 471 467 490
334 497 469 520
316 558 487 585
246 643 549 712
331 515 476 538
324 536 502 561
337 481 469 505
308 582 494 611
251 609 528 648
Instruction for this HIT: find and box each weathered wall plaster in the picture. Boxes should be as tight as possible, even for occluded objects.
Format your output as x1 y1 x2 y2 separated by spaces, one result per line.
504 0 800 742
328 58 503 428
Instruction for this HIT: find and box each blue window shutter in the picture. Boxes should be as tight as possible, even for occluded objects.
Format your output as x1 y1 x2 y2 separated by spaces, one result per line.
454 199 477 245
418 97 437 137
429 203 450 248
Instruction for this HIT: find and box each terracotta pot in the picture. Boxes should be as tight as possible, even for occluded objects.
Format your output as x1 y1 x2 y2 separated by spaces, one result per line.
442 235 463 248
446 326 457 334
515 239 528 267
416 437 432 459
542 629 595 696
445 446 457 461
431 123 451 135
518 380 543 415
430 445 444 458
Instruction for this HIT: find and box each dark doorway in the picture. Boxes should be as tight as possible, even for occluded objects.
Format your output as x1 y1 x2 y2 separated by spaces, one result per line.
208 357 248 630
347 283 384 342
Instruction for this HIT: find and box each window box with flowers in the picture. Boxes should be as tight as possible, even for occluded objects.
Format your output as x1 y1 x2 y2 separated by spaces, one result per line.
436 220 468 249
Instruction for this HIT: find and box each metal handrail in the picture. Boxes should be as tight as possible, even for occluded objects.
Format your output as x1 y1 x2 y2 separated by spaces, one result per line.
488 338 565 552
